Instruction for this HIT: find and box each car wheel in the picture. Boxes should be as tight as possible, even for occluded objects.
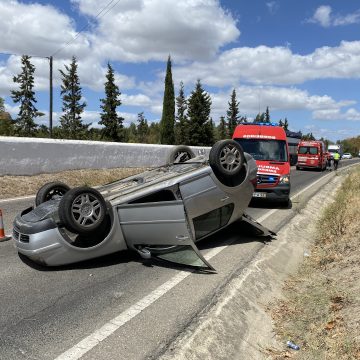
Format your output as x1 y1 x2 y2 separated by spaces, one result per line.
59 187 107 234
35 181 71 206
209 140 244 178
167 145 195 164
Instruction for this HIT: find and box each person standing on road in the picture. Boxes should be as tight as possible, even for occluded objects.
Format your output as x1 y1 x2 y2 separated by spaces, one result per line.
333 150 340 170
326 151 333 171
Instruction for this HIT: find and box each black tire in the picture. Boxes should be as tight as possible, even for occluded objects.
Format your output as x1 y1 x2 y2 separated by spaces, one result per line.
59 187 107 234
167 145 195 164
35 181 70 206
209 140 244 178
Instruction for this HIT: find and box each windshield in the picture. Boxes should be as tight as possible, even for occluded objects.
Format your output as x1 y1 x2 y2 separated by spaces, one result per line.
234 138 288 162
298 146 318 155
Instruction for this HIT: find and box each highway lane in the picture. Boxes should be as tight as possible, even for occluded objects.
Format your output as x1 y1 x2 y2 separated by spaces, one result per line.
0 158 359 360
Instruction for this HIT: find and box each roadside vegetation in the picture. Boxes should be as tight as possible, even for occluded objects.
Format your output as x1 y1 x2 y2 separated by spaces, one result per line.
269 169 360 359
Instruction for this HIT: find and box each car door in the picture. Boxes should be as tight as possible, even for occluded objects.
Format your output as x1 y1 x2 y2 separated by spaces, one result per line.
117 200 214 270
179 173 232 239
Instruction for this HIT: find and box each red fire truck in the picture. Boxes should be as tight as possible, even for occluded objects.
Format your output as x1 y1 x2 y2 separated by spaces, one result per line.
232 123 291 204
296 140 327 171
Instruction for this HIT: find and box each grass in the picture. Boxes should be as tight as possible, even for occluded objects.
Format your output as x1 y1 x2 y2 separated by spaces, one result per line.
269 168 360 359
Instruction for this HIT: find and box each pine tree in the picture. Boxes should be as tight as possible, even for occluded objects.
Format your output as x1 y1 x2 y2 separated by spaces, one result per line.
278 119 284 127
217 116 227 140
0 97 4 113
0 97 15 136
160 55 175 144
59 56 88 139
227 89 240 137
265 106 270 122
126 122 137 143
136 112 149 143
11 55 38 136
99 63 124 141
148 122 161 144
187 80 213 146
283 117 289 130
175 81 188 144
253 113 265 123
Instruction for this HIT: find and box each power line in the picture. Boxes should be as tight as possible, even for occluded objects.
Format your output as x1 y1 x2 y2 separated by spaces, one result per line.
51 0 122 57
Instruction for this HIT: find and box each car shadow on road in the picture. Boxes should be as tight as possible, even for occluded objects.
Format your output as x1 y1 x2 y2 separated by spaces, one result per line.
249 198 293 210
18 218 277 273
18 249 140 272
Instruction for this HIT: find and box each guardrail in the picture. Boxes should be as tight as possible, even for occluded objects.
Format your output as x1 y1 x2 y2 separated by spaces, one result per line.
0 136 210 176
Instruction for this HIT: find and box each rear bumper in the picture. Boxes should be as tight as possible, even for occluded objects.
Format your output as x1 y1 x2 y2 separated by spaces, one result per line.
297 163 321 168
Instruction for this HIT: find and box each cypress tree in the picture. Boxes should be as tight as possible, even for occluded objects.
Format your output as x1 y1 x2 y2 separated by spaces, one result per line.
175 81 188 144
99 63 124 141
226 89 240 137
187 80 213 146
59 56 88 139
160 55 175 144
11 55 38 136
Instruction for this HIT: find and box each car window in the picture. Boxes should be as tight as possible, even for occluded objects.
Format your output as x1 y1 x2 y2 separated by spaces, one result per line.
153 245 211 268
129 190 176 204
193 204 234 240
299 146 318 155
235 139 288 162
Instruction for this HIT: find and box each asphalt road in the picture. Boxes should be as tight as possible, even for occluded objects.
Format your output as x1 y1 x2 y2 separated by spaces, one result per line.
0 158 359 360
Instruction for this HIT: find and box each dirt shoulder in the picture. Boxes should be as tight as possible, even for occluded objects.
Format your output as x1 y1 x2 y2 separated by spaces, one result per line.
158 169 359 359
0 168 145 199
268 168 360 359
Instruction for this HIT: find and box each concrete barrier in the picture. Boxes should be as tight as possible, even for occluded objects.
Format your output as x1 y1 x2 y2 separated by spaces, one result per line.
0 136 210 176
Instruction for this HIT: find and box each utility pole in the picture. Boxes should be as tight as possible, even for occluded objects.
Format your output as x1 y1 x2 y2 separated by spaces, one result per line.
49 55 53 138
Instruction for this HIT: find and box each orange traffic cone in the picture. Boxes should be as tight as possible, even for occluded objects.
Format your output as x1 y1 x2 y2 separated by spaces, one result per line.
0 209 11 242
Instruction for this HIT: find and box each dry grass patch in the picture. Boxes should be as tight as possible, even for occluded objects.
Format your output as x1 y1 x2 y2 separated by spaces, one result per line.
269 169 360 359
0 167 146 199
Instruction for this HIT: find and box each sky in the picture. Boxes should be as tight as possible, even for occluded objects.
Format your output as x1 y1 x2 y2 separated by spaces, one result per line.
1 0 360 142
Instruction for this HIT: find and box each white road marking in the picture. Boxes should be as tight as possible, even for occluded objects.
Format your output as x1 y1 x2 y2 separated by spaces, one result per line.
54 245 228 360
0 195 35 203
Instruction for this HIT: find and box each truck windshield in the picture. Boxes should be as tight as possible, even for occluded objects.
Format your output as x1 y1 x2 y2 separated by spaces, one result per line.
234 139 288 162
298 146 318 155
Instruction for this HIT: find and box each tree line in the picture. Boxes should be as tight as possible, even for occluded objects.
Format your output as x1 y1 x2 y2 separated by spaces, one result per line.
0 54 333 147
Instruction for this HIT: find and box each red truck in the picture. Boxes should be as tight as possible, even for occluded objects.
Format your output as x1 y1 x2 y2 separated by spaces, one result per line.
232 123 291 204
296 140 327 171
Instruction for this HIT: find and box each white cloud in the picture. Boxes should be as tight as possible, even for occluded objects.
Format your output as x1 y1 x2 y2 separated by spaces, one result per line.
308 5 360 27
122 94 152 107
313 108 360 121
266 1 279 15
73 0 240 62
173 41 360 86
208 85 355 124
0 1 89 58
309 5 332 27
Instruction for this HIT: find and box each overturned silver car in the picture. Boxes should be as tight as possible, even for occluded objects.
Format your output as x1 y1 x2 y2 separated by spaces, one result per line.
12 140 273 270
